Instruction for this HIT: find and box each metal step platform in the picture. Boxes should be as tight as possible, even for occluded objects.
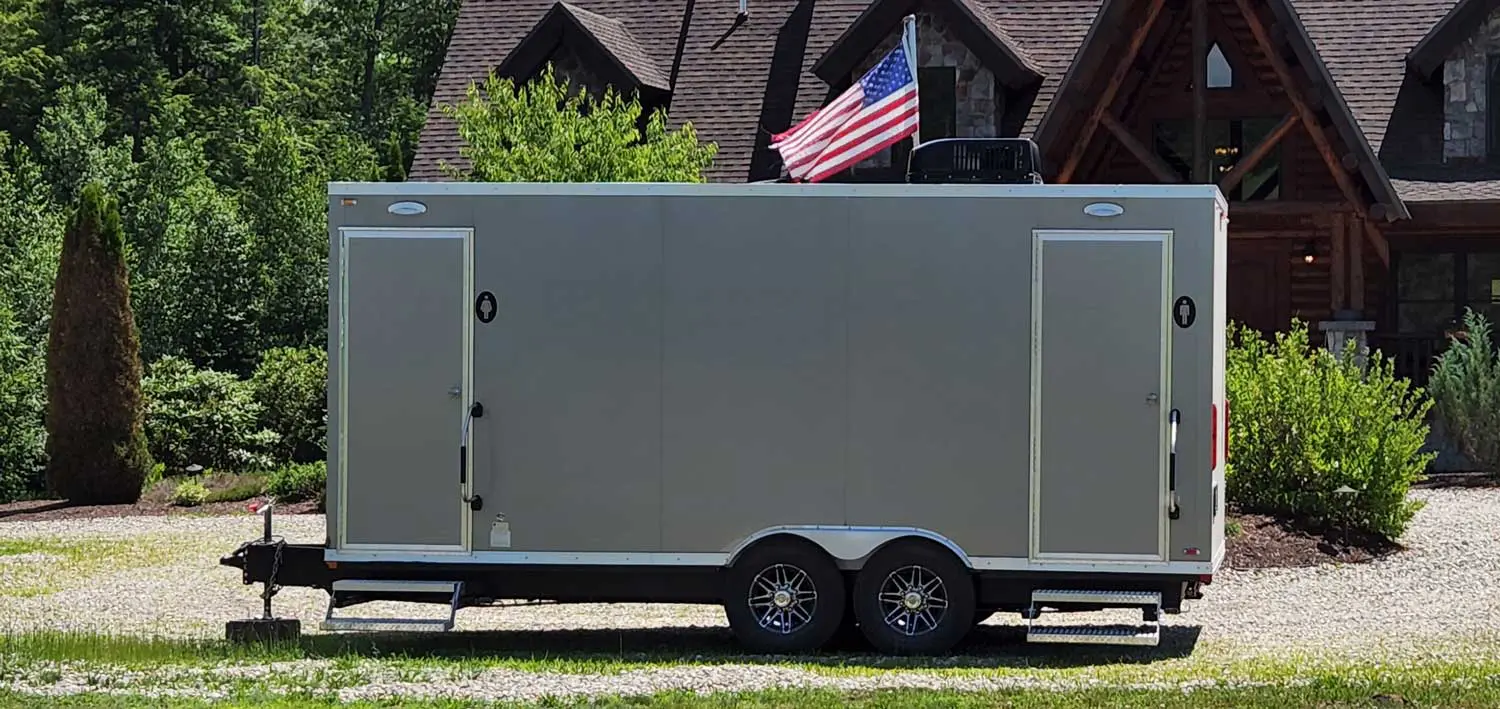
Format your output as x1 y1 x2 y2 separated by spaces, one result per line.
1024 589 1162 647
321 579 464 633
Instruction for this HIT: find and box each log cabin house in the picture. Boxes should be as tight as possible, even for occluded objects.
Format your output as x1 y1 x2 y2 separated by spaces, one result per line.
411 0 1500 385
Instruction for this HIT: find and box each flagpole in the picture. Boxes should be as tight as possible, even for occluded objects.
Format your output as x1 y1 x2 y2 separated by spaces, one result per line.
902 14 920 150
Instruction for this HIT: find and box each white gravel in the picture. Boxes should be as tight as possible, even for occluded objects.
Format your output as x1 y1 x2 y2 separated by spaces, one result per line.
0 488 1497 700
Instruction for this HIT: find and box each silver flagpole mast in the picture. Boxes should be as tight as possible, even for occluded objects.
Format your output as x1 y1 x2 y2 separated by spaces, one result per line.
903 14 920 150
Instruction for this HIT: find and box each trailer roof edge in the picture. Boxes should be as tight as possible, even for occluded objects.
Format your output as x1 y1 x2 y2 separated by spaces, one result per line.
327 181 1228 210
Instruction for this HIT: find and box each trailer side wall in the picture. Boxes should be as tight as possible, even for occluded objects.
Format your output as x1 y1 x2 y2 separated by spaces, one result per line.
326 184 1223 570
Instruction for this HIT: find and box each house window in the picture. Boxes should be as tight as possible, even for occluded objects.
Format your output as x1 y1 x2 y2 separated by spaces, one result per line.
1152 118 1282 200
1488 56 1500 162
918 66 957 142
1207 43 1233 89
1394 250 1500 333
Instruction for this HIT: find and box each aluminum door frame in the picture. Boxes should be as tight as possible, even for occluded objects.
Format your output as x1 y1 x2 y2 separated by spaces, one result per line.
1028 228 1172 564
335 226 475 554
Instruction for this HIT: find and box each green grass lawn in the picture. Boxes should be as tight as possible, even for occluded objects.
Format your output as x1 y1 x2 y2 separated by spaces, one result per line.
2 630 1498 708
1 677 1498 708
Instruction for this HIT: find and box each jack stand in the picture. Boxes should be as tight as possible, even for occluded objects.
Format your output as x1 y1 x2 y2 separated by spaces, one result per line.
226 500 302 645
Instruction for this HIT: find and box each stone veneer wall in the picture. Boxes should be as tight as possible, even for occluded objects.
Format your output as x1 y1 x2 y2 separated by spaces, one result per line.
852 12 1000 169
1443 8 1500 160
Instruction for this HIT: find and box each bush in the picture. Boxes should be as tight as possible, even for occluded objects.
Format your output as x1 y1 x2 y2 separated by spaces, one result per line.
143 356 279 473
266 461 325 503
170 479 208 507
1427 308 1500 471
0 296 46 502
204 474 266 503
1225 320 1433 540
250 347 327 463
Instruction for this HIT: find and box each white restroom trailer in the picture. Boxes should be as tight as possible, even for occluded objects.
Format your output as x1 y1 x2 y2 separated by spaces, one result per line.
224 179 1229 654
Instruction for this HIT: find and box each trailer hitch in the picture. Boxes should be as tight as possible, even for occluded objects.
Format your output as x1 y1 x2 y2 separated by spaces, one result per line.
1167 408 1181 520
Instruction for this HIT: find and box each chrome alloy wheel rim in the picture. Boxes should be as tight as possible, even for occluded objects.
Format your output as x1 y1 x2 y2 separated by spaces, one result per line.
747 564 818 635
878 565 948 636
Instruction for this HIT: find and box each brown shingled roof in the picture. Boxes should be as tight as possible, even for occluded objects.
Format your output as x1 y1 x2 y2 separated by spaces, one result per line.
558 3 673 90
412 0 1495 207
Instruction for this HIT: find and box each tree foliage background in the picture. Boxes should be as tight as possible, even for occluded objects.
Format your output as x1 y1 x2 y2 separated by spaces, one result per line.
0 0 464 499
0 1 719 502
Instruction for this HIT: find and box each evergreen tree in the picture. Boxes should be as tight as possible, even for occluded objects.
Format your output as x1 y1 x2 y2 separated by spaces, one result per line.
43 181 152 504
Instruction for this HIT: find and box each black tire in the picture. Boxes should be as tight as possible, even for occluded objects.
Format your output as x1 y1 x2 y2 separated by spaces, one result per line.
852 540 976 655
723 539 846 654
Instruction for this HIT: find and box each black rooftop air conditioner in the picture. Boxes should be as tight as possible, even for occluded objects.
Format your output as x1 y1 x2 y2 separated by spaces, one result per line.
904 137 1044 184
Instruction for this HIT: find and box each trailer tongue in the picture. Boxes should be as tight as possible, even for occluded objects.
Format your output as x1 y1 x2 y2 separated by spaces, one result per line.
222 138 1227 654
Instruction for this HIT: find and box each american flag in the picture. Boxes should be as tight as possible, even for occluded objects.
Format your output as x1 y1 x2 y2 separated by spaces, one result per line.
771 24 919 183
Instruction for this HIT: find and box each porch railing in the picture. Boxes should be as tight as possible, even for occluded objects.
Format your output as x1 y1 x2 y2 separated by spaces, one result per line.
1370 332 1447 388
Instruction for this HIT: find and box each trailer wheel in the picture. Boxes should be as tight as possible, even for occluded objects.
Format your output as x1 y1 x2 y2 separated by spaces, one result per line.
852 540 975 655
723 540 846 654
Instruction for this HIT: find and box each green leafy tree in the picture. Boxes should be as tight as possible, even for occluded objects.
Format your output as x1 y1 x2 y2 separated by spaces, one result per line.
0 291 45 502
34 84 132 205
443 66 717 182
126 115 263 373
0 133 62 343
0 0 61 144
240 114 328 350
43 181 153 504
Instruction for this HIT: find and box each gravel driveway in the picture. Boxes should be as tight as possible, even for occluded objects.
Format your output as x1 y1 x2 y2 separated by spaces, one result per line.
1 488 1498 659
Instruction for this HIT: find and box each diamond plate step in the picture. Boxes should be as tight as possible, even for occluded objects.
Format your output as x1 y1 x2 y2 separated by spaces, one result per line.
1026 624 1160 646
1030 589 1162 607
321 579 464 633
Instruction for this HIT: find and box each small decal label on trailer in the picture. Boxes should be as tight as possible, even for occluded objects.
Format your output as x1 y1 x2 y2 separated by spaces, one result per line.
1173 296 1196 329
475 291 497 323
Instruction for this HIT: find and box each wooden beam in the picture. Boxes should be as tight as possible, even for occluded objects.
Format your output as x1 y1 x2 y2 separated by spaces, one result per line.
1057 0 1169 183
1227 200 1345 216
1081 8 1187 182
1218 113 1299 194
1100 112 1182 183
1350 214 1365 311
1331 211 1347 312
1363 219 1390 267
1231 0 1365 211
1191 0 1208 183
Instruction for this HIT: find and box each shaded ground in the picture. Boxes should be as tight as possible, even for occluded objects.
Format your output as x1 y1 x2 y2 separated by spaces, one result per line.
0 472 320 523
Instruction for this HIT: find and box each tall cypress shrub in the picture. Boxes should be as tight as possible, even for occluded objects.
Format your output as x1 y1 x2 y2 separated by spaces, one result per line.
44 182 153 504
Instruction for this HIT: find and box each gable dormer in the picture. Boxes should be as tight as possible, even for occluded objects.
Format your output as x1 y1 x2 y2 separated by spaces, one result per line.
496 2 672 111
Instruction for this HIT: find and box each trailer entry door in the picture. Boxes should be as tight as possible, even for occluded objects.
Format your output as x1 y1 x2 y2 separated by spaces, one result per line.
336 228 472 553
1030 230 1169 563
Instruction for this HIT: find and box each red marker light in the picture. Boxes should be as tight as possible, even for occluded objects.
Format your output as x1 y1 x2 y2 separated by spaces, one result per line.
1210 403 1219 469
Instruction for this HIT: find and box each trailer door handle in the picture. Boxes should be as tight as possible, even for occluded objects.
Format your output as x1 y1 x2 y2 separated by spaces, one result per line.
1167 408 1180 520
460 401 484 511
